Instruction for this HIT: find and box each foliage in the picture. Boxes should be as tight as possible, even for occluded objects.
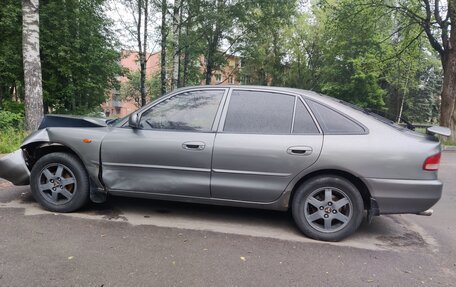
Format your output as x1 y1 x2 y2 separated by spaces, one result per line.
120 70 159 107
0 100 24 129
0 0 23 102
0 98 26 153
0 0 122 114
40 0 122 113
236 0 442 122
1 100 24 114
236 0 298 86
0 0 447 126
0 111 23 129
0 127 28 153
443 139 456 147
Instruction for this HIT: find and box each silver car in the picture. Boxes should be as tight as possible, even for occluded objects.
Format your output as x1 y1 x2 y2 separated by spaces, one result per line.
0 86 450 241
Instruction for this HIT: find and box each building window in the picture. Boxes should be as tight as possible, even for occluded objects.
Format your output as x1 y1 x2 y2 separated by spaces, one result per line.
215 74 222 82
228 76 233 84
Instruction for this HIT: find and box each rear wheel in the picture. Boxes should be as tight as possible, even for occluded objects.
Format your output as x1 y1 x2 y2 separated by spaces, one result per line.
30 152 89 212
292 175 364 241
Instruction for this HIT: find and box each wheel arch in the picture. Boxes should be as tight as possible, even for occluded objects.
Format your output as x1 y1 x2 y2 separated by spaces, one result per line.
23 142 107 203
289 169 372 210
23 142 84 171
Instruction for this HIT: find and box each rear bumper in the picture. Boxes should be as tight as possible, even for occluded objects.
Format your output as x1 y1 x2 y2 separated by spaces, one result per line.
0 149 30 185
365 178 442 214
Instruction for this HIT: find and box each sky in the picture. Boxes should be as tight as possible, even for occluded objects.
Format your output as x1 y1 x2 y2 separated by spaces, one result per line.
105 1 167 53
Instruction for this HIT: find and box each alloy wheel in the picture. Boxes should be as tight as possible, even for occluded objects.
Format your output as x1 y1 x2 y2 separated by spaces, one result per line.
304 187 353 233
38 163 77 205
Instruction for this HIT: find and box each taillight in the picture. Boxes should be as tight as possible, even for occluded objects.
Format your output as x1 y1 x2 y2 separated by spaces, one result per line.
423 152 441 171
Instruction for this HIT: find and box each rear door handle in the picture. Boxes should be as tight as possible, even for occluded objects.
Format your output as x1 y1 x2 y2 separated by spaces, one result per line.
182 141 206 150
287 146 313 156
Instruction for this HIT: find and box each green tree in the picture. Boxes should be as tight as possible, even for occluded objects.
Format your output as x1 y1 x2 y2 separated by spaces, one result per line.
39 0 121 114
329 0 456 138
312 0 441 120
236 0 298 86
120 70 158 106
0 1 23 105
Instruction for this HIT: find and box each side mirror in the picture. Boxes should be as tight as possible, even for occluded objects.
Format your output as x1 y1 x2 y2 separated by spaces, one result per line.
128 112 140 129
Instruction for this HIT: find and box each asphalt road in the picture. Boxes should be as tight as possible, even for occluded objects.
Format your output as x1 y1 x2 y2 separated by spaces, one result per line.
0 152 455 286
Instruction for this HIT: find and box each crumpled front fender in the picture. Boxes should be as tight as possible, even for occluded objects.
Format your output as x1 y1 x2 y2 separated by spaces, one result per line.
21 129 50 147
0 149 30 185
0 129 50 186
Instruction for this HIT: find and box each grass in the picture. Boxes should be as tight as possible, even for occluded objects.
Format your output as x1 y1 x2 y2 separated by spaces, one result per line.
414 127 426 134
0 127 28 154
443 139 456 146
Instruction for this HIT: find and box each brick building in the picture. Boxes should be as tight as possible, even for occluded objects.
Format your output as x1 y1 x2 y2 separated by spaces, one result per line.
102 51 241 118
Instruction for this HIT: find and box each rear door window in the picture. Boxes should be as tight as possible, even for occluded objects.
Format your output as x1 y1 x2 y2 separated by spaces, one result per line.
223 90 295 134
293 99 319 134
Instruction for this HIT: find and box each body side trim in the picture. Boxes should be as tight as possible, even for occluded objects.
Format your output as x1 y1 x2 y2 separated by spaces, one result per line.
102 162 211 173
212 168 291 177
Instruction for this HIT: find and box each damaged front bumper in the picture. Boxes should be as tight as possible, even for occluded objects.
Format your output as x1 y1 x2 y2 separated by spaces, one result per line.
0 149 30 185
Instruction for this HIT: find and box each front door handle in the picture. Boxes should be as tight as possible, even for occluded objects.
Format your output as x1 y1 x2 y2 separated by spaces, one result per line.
182 141 206 150
287 146 313 156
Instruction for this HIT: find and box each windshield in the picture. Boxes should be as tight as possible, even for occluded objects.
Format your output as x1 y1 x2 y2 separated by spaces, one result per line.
106 115 129 127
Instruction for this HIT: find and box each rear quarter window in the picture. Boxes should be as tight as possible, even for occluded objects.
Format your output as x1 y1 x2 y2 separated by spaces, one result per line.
307 100 365 134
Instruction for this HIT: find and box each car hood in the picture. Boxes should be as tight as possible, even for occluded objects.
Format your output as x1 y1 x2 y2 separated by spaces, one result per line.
38 114 107 129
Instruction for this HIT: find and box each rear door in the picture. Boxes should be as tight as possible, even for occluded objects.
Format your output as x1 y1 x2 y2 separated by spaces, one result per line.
101 88 227 197
211 88 323 202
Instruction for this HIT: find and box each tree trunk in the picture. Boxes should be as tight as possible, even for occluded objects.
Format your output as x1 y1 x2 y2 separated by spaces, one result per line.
171 0 181 90
182 44 190 87
436 0 456 140
205 1 222 85
138 0 148 107
0 85 3 107
205 32 220 85
139 54 147 106
182 8 191 87
397 64 411 123
440 48 456 141
177 6 183 87
160 0 167 96
204 49 213 85
22 0 44 132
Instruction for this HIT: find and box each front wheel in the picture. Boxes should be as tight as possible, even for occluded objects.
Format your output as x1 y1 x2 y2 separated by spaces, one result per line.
30 152 89 212
292 175 364 241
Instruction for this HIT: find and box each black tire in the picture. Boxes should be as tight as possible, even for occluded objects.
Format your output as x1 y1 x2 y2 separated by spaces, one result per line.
292 175 364 241
30 152 89 212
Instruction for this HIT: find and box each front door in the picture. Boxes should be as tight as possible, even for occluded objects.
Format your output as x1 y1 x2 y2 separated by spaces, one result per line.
101 88 227 197
211 89 323 202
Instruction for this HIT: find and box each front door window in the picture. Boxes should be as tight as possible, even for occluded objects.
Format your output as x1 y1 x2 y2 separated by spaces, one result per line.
140 90 224 132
